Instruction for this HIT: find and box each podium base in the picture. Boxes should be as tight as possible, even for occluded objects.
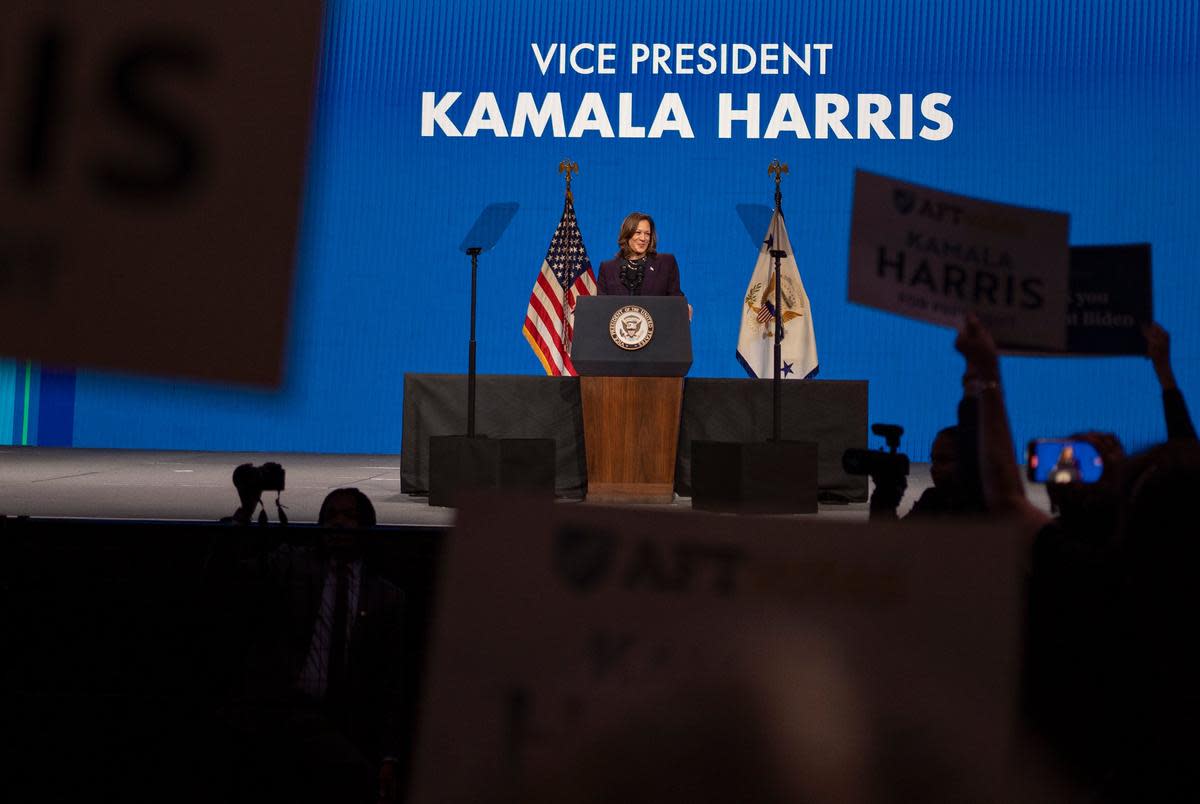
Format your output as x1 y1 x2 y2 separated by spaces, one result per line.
428 436 555 508
690 440 818 514
584 481 674 505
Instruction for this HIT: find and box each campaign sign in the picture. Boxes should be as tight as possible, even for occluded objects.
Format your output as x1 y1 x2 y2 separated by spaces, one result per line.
1064 244 1152 355
848 170 1071 351
408 494 1023 802
1003 244 1152 357
0 2 321 385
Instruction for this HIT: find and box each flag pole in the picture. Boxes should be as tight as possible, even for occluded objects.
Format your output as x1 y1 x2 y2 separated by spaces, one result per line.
767 159 789 441
557 159 579 348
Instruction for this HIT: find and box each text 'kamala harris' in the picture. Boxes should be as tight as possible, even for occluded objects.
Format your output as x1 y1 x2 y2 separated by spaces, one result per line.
422 41 953 141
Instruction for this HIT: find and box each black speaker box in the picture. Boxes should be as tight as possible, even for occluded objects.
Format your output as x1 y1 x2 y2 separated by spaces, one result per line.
428 436 556 507
690 440 819 514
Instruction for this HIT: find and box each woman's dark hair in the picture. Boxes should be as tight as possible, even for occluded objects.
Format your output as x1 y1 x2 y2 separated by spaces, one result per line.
616 212 657 258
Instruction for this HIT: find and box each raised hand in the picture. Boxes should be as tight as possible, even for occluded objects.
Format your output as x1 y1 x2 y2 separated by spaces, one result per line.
1143 322 1176 389
955 313 1000 382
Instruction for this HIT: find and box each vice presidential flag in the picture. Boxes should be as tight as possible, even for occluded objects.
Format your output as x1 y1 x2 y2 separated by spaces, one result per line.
735 209 818 379
522 197 597 376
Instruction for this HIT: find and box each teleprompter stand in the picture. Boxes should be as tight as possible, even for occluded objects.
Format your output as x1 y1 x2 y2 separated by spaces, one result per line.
428 202 556 507
691 163 818 514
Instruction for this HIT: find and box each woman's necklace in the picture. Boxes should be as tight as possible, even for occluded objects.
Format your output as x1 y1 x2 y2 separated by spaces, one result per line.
619 256 647 294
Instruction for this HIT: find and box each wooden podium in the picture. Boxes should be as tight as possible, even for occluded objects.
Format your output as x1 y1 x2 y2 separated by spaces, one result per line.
572 296 692 504
580 377 683 503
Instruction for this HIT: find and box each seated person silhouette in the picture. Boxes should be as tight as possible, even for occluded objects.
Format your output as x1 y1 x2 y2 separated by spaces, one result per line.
222 489 406 804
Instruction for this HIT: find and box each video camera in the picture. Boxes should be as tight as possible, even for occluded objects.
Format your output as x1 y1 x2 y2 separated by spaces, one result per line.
842 423 910 479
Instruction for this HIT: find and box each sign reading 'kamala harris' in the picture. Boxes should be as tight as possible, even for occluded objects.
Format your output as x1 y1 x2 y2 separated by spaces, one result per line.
847 170 1071 351
0 1 321 386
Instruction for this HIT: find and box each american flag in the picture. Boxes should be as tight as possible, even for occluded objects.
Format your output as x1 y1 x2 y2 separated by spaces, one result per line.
522 197 597 376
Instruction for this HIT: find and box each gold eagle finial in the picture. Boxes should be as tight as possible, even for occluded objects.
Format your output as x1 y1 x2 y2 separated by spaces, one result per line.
768 160 789 211
558 160 579 203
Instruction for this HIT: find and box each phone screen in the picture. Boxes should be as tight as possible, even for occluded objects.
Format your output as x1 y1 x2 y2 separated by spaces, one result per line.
1026 439 1104 483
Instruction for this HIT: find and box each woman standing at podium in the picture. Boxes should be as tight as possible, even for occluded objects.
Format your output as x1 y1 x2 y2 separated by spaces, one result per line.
597 212 685 297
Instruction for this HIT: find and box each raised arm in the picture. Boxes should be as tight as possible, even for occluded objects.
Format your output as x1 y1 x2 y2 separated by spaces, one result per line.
1144 322 1197 440
955 314 1051 535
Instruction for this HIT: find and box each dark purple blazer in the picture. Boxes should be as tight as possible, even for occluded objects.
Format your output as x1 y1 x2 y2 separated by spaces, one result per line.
596 253 683 297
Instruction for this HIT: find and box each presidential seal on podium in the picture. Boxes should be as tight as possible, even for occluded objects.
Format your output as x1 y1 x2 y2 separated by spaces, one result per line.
608 305 655 350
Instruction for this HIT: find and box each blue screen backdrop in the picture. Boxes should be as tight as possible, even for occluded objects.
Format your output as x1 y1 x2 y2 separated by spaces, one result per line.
60 0 1198 461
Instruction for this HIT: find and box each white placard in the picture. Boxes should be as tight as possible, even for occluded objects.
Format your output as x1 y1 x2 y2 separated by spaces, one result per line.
0 2 321 385
848 170 1070 350
409 495 1022 802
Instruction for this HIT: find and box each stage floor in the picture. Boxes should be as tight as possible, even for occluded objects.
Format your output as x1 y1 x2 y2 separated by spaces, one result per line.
0 446 1051 525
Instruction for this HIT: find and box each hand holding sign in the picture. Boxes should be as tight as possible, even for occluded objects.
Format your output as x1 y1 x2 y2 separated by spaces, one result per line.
1144 321 1177 390
954 312 1000 383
